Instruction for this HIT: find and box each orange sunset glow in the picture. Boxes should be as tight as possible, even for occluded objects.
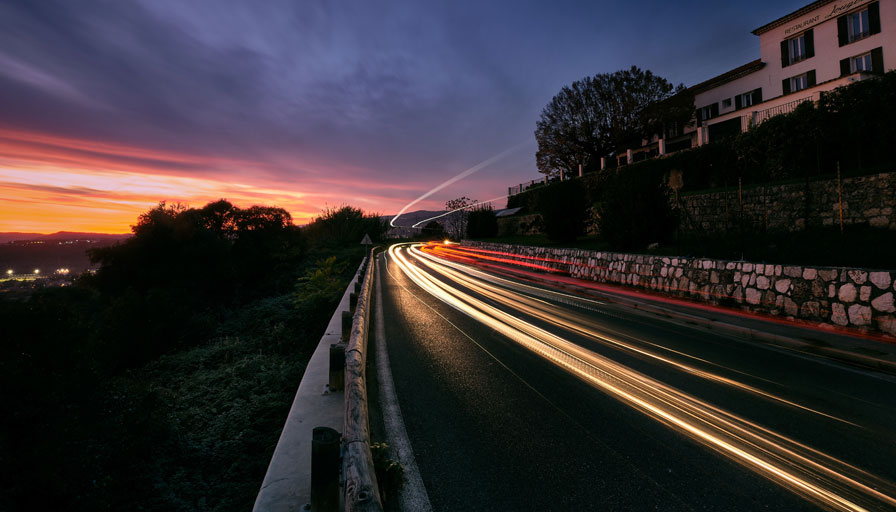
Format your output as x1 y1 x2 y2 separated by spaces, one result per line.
0 127 427 233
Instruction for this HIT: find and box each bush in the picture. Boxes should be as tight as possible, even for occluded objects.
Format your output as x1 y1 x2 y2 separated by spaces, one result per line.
538 180 589 242
595 167 676 250
466 207 498 238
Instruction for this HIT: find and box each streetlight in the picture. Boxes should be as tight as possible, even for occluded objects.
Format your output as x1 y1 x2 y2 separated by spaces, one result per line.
5 269 12 276
34 269 40 274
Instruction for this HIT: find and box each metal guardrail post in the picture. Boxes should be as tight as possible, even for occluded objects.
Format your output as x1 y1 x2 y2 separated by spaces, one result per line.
349 292 358 314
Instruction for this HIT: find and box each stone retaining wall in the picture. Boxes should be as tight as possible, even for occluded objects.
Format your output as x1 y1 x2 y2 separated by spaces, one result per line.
679 172 896 235
464 241 896 336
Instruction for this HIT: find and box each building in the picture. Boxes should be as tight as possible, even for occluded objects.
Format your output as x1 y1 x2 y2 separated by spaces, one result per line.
621 0 894 166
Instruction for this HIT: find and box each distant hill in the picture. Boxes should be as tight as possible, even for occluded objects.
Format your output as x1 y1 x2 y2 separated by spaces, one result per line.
0 231 131 244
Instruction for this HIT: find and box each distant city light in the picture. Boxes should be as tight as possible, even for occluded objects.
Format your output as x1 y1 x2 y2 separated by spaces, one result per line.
6 269 12 275
34 269 40 274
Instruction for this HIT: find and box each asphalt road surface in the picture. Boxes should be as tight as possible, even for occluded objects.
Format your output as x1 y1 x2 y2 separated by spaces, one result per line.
374 243 896 512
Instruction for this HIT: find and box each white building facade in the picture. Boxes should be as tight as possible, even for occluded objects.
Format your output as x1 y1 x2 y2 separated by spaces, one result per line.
622 0 895 164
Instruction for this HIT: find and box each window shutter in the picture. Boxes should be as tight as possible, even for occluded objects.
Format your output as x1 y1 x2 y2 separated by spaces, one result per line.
840 57 851 76
807 70 816 87
735 94 742 110
837 16 848 46
869 2 881 35
710 103 719 119
805 29 815 59
752 88 762 105
782 78 791 95
871 47 884 74
781 40 790 67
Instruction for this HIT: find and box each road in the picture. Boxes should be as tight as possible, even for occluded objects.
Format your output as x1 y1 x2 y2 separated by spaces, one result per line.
374 242 896 511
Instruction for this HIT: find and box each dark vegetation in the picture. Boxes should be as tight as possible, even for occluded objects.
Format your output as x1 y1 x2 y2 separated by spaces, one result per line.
0 200 388 511
465 206 498 239
507 71 896 265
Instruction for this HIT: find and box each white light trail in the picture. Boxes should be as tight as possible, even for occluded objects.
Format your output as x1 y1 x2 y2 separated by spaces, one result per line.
386 242 896 512
389 141 529 228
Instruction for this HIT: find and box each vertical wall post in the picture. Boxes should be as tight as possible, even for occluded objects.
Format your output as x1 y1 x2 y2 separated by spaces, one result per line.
311 427 341 512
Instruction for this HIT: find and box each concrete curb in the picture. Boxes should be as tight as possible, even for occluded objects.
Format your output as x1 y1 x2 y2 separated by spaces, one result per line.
253 262 367 512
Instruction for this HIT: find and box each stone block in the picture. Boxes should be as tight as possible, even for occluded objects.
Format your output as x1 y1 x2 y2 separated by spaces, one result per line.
765 265 776 276
848 304 872 326
726 262 736 270
784 266 802 278
774 265 782 276
775 279 791 294
784 297 798 317
775 295 785 308
755 264 764 275
872 292 895 313
847 270 868 284
838 283 857 303
800 301 820 319
870 216 888 228
860 286 871 302
745 288 762 305
710 271 719 284
876 315 896 336
818 269 838 281
831 303 848 326
743 263 753 273
870 271 892 290
802 268 817 280
757 276 770 290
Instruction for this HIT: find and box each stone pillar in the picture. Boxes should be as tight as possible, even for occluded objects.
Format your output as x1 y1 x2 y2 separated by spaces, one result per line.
626 149 633 164
578 163 583 177
697 126 706 146
600 157 606 170
658 139 666 156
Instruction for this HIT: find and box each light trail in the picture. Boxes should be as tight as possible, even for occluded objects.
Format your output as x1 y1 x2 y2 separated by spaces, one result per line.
387 242 896 512
409 195 506 228
389 141 528 228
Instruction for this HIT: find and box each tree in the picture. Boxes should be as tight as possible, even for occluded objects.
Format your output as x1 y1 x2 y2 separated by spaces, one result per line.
535 66 690 179
444 197 477 239
466 206 498 239
302 205 389 249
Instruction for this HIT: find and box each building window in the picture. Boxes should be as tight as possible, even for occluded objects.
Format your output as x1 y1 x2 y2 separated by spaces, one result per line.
838 2 881 47
697 103 719 123
789 34 807 62
851 52 872 72
781 29 814 67
848 9 870 42
735 88 762 110
840 47 884 76
722 98 732 109
782 71 816 95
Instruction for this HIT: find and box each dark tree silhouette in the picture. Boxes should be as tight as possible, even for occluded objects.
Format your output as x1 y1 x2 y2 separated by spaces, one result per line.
535 66 691 179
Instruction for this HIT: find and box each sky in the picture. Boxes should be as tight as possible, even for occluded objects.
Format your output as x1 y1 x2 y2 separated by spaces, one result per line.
0 0 810 233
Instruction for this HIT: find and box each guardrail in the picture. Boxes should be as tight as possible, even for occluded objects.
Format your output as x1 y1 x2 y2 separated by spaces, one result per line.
342 249 383 512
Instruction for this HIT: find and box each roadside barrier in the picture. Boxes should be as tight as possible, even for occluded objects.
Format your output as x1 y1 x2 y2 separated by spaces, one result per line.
340 249 384 512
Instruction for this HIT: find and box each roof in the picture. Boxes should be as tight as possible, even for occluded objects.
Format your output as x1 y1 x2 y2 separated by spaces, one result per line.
752 0 835 35
494 207 523 217
689 59 766 95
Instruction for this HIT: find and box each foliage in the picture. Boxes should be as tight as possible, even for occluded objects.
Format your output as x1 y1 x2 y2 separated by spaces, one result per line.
444 197 477 238
537 179 590 243
595 167 677 250
535 66 689 179
303 205 389 250
466 206 498 239
370 443 404 506
0 200 361 511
